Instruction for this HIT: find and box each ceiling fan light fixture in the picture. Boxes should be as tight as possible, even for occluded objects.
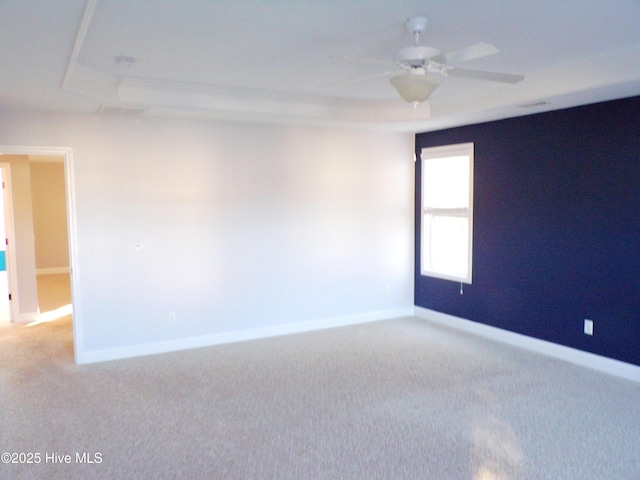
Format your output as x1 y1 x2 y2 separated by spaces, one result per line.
390 71 441 103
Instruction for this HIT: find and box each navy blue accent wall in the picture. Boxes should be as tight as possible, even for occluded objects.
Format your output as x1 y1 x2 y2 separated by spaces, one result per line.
415 96 640 366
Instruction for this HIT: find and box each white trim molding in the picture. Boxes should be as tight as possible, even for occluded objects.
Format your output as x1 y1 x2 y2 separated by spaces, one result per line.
13 311 40 325
414 306 640 383
76 307 415 364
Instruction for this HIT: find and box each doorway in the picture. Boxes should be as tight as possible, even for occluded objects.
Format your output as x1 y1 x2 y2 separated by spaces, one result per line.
0 146 79 362
29 156 73 328
0 167 10 324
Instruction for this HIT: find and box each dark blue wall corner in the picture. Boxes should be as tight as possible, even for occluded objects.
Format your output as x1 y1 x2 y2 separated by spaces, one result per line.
415 96 640 366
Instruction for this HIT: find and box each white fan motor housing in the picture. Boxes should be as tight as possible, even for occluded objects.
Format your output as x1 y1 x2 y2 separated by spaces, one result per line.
395 46 441 66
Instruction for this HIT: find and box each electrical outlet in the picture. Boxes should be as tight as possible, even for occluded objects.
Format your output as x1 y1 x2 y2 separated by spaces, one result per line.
584 319 594 336
169 312 177 324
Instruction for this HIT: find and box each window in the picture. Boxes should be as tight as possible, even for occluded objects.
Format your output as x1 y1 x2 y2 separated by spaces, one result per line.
421 143 474 283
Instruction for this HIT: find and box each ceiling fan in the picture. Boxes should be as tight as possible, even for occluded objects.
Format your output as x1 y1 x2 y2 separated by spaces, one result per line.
332 17 525 104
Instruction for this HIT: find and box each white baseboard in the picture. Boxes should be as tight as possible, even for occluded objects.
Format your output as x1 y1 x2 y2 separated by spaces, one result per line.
37 267 70 275
13 310 40 325
76 307 415 365
414 306 640 383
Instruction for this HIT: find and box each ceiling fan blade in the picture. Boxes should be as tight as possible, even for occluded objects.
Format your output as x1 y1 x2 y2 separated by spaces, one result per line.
446 67 525 84
431 42 499 65
320 70 399 89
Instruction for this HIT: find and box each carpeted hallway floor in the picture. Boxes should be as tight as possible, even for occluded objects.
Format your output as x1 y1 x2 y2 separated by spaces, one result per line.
1 283 639 479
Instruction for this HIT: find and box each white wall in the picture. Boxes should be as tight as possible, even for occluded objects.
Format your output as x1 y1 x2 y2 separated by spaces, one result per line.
0 111 415 363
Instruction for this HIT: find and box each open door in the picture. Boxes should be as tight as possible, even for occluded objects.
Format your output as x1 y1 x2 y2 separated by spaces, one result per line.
0 167 9 323
0 163 19 324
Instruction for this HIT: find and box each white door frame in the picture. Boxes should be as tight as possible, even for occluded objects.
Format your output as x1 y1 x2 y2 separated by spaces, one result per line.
0 162 20 323
0 145 81 364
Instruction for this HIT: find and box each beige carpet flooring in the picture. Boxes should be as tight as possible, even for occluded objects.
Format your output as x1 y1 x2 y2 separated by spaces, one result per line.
1 282 639 479
36 273 73 316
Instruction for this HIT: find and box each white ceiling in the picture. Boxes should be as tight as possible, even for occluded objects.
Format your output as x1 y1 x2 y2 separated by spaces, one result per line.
1 0 639 132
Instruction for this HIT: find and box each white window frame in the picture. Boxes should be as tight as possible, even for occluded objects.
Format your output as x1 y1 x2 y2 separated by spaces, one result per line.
420 142 474 284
